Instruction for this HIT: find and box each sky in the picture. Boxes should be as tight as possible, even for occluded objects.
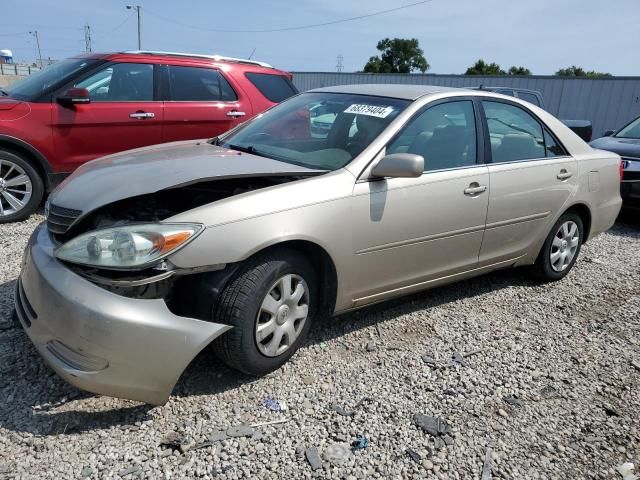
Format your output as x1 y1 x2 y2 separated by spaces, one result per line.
2 0 639 75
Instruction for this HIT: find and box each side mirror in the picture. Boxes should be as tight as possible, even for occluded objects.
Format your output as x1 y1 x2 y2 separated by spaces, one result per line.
371 153 424 178
603 129 615 137
57 87 91 106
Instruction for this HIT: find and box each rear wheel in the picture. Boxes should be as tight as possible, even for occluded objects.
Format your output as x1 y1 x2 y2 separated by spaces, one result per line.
532 212 583 281
0 150 44 223
213 250 316 375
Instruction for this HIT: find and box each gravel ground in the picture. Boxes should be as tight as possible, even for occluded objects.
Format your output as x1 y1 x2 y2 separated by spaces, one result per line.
1 214 639 479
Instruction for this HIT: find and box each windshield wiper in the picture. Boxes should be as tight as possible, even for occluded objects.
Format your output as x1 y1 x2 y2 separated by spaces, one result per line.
0 89 8 96
225 144 270 158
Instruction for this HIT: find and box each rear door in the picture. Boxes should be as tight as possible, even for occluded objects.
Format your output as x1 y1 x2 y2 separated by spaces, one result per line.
161 65 250 142
52 62 162 171
478 99 578 265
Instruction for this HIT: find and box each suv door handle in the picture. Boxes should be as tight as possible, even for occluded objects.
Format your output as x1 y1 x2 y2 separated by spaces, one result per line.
557 169 573 180
464 182 488 196
226 110 246 118
129 111 155 119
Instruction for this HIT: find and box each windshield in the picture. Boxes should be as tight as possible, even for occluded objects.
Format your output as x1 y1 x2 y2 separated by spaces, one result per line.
6 58 100 101
220 92 409 170
616 117 640 139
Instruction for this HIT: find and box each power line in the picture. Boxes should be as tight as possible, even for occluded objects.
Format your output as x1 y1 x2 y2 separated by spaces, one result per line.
145 0 437 33
93 13 135 42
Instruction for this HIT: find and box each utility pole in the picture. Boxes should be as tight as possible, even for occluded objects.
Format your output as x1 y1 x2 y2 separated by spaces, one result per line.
336 54 344 73
126 5 142 49
29 30 43 68
84 24 92 52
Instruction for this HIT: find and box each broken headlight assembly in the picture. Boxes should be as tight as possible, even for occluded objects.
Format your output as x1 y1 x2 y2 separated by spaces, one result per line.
54 223 203 270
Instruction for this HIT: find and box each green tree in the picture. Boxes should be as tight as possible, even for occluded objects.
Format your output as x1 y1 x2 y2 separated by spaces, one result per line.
465 59 506 75
508 66 531 75
363 38 429 73
555 65 611 77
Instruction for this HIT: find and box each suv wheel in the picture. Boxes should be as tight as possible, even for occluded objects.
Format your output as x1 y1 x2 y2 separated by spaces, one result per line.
213 250 316 375
532 212 584 281
0 150 44 223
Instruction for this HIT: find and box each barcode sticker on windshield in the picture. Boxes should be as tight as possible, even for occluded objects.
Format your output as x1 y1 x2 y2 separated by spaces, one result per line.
344 104 395 118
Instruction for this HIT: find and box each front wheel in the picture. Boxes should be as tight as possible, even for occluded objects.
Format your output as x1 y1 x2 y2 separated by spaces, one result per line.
212 250 316 375
532 212 584 281
0 150 44 223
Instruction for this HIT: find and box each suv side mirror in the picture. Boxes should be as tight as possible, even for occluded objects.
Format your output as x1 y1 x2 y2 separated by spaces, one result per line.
371 153 424 178
57 87 91 106
603 129 615 137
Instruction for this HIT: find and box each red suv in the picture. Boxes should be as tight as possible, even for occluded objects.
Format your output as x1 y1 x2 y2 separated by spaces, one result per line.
0 50 297 222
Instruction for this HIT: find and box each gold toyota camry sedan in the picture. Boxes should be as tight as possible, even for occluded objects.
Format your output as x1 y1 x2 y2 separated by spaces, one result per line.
16 84 622 404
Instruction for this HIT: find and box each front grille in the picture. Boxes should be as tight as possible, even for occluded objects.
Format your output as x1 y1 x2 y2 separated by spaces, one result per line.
47 204 82 235
14 280 37 328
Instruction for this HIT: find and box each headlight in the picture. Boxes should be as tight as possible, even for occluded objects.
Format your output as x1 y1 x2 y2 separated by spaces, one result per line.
54 223 203 269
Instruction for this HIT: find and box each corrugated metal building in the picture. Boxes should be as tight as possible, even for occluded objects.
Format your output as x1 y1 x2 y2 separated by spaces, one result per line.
292 73 640 138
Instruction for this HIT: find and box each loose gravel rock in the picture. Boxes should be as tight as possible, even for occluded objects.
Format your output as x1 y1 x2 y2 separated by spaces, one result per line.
1 214 639 479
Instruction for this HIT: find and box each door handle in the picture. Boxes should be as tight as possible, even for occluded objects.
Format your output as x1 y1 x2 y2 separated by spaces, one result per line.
464 183 488 196
129 111 155 119
226 110 246 118
557 169 572 180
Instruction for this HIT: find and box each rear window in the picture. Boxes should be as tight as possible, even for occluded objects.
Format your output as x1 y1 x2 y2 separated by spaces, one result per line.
245 72 297 103
168 65 237 101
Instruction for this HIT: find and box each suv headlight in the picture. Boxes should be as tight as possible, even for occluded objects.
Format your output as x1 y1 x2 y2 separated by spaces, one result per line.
55 223 203 269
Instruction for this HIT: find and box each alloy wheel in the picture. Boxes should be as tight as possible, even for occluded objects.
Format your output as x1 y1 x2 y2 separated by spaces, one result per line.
0 159 32 217
550 220 580 272
255 274 310 357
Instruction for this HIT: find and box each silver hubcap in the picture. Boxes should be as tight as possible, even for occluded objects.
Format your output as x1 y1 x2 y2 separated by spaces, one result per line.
550 220 580 272
0 159 32 217
255 274 310 357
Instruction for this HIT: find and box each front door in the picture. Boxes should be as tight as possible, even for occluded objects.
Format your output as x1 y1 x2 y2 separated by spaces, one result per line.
161 65 249 143
52 62 162 171
478 99 578 265
350 99 490 305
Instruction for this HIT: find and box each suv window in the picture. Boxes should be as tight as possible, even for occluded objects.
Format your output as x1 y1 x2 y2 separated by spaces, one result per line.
517 91 541 106
168 66 237 101
388 100 477 172
245 72 297 102
75 63 153 101
483 101 546 162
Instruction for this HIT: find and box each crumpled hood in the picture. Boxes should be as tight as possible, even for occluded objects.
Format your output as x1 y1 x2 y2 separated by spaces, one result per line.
50 140 323 214
590 136 640 158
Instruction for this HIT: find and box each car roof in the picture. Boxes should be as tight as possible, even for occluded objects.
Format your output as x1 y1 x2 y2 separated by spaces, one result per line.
309 84 463 100
71 51 283 73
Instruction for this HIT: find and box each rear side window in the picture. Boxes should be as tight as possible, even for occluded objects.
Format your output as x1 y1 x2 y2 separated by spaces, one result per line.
245 72 297 102
168 66 237 101
483 101 546 162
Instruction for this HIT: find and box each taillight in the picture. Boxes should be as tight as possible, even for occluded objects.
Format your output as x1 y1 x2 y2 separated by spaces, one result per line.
620 160 624 181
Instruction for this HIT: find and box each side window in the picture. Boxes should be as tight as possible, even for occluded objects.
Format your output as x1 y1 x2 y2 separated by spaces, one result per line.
75 63 153 101
387 100 477 172
168 66 237 101
483 101 545 162
245 73 297 102
517 91 541 107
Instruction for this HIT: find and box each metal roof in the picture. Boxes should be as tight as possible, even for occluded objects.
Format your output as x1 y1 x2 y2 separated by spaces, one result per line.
309 83 461 100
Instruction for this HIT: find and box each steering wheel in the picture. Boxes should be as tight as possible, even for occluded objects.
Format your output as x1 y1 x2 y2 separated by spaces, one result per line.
247 132 274 142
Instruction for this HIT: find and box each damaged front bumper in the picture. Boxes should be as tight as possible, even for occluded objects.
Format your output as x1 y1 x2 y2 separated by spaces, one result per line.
15 224 232 405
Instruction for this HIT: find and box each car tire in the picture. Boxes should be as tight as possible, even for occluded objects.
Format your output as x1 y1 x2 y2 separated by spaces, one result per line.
213 249 317 376
532 212 584 281
0 150 44 223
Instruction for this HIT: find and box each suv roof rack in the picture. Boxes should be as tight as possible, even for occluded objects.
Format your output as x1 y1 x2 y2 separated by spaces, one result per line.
123 50 273 68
